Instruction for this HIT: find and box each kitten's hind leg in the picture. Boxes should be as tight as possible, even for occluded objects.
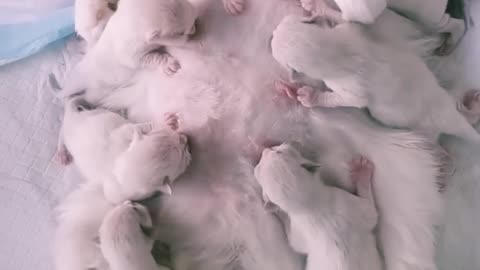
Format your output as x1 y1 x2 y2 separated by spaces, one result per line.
140 52 181 76
457 89 480 125
54 126 73 165
134 113 179 134
297 86 367 108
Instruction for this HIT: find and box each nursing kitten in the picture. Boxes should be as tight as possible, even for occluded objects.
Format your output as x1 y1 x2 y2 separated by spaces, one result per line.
254 143 382 270
63 0 198 98
74 0 116 48
105 113 192 203
299 0 467 54
56 97 191 203
99 201 171 270
271 15 480 143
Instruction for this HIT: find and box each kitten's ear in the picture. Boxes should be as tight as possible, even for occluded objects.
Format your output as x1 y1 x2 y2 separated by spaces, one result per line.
301 15 339 28
127 127 142 151
301 162 321 173
132 203 153 228
157 177 172 195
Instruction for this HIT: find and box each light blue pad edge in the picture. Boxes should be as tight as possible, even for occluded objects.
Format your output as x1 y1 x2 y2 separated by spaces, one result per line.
0 7 75 66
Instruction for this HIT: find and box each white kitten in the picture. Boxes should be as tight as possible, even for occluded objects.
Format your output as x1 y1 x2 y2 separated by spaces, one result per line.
99 201 171 270
299 0 466 54
63 0 198 98
255 143 382 270
74 0 115 48
271 15 480 143
56 97 191 203
387 0 467 55
106 114 192 203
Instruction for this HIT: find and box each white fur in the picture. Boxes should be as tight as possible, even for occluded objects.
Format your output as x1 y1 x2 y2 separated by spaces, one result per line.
99 201 171 270
388 0 466 54
255 143 382 270
74 0 115 47
60 97 191 203
63 0 198 98
436 136 480 270
53 183 112 270
299 0 465 53
271 15 479 143
58 2 448 270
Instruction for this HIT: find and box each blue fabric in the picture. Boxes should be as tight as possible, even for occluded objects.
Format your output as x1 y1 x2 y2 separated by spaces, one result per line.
0 7 75 66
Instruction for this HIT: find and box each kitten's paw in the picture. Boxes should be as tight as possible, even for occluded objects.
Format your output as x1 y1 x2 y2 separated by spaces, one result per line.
458 89 480 124
164 113 179 131
223 0 245 15
54 146 73 166
296 86 318 107
349 155 374 189
274 80 298 99
164 57 181 76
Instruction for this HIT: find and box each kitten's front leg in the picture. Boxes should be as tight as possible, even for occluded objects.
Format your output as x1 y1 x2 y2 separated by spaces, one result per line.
223 0 246 15
140 52 181 76
350 155 375 202
349 155 378 228
164 112 179 131
135 113 179 134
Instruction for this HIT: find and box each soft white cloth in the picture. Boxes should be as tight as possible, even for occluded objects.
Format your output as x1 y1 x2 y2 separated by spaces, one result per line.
0 39 80 270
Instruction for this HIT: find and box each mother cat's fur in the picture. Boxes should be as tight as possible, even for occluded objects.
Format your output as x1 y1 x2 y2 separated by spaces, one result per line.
61 1 450 270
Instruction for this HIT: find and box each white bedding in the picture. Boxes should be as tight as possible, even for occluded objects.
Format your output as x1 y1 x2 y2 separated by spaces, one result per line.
1 1 480 270
0 39 80 270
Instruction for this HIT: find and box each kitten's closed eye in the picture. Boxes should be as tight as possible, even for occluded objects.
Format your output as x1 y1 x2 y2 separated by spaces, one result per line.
301 163 319 173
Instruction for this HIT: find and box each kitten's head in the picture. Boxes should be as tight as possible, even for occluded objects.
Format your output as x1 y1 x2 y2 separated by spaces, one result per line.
271 15 340 79
99 201 154 249
254 142 321 212
119 0 197 44
113 128 192 200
